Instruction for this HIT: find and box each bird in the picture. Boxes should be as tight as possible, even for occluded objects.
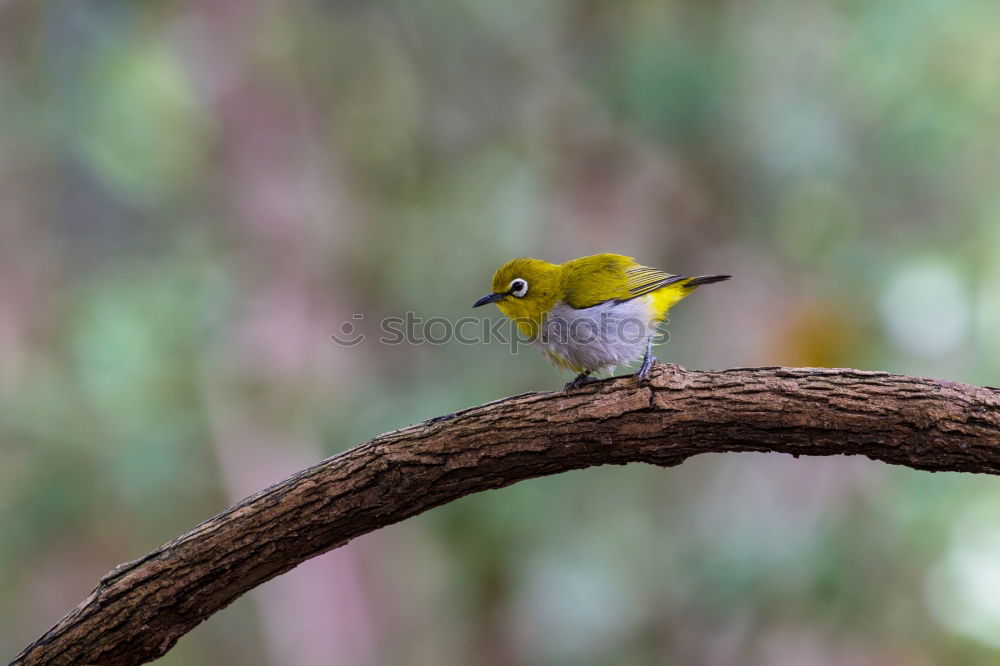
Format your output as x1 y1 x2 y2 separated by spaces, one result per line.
473 253 730 391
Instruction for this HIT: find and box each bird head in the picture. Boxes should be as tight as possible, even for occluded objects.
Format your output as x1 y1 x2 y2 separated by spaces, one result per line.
473 258 562 327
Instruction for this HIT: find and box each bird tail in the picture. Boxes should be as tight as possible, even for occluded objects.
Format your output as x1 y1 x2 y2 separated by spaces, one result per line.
648 274 730 320
683 275 731 288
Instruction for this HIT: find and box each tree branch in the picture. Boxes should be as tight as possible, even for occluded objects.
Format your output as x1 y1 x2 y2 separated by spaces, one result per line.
13 365 1000 665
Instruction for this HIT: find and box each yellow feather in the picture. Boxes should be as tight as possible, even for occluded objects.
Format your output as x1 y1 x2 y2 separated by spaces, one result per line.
649 283 696 320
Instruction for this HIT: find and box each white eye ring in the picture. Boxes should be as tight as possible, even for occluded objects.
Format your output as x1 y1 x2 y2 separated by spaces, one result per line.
509 279 529 298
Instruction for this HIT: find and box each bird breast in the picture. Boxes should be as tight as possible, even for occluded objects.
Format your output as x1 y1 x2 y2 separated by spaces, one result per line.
531 296 660 374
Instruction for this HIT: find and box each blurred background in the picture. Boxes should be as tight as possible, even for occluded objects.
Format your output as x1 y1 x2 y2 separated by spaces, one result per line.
3 0 1000 664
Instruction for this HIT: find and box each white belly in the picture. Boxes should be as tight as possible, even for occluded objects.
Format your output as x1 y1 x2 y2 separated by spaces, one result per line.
531 296 661 374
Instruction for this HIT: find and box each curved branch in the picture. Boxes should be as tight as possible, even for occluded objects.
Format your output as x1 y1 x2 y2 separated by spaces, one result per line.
13 365 1000 666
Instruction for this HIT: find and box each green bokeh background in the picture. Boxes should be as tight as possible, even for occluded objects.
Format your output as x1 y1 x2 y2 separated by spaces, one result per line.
3 1 1000 664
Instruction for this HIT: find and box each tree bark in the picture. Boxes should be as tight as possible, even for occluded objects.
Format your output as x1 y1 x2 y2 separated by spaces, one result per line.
12 365 1000 666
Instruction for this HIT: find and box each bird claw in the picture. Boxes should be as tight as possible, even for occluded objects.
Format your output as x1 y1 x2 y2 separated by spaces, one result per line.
634 356 657 383
564 373 598 392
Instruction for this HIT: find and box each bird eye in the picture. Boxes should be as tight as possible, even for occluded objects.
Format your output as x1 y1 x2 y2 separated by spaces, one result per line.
509 279 528 298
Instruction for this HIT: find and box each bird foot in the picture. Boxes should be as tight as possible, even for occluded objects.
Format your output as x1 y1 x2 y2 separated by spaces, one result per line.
564 373 598 392
634 356 657 383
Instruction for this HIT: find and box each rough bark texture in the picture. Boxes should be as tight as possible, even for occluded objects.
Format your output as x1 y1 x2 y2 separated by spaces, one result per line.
12 365 1000 666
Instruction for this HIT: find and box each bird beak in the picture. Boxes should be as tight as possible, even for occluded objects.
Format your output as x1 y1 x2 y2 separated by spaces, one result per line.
473 292 506 308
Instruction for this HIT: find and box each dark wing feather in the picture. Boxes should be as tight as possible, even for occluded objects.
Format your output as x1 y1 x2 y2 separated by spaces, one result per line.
624 265 689 298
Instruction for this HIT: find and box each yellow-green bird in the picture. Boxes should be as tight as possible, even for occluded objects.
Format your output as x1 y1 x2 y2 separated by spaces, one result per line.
473 254 730 390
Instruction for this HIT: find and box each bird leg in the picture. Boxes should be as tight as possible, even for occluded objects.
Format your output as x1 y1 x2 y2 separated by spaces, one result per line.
634 337 656 382
564 371 597 392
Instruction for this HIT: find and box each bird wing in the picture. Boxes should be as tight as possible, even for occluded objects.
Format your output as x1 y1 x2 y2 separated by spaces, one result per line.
561 254 689 309
623 265 688 297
